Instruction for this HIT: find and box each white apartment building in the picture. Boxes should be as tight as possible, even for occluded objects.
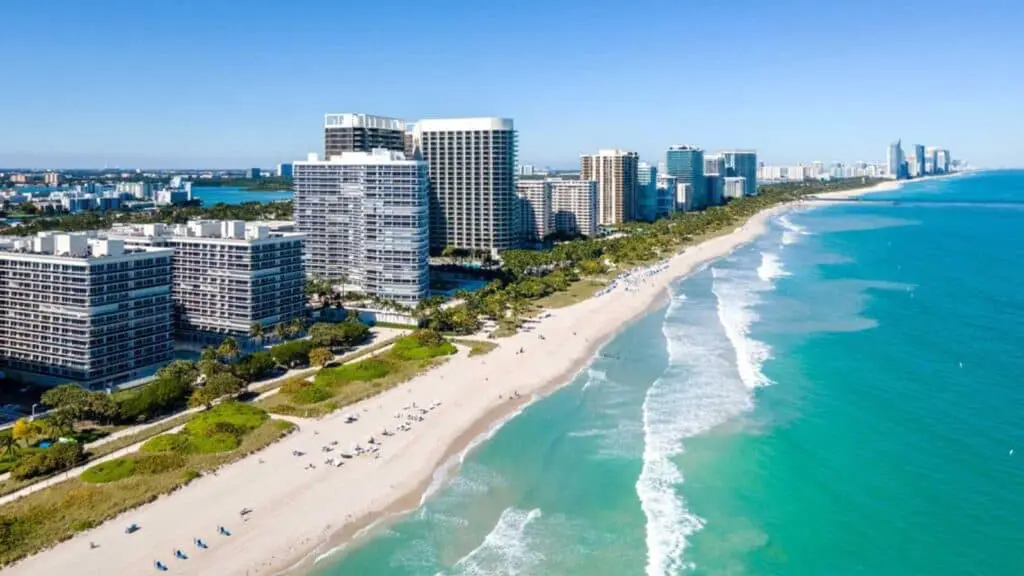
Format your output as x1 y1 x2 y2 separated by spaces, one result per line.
550 179 599 237
580 149 639 225
0 233 174 389
515 180 554 242
115 181 152 199
724 177 746 200
108 221 306 345
412 117 518 253
293 150 429 306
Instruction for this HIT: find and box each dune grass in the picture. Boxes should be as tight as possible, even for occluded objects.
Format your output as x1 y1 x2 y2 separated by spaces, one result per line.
0 405 294 566
258 332 456 418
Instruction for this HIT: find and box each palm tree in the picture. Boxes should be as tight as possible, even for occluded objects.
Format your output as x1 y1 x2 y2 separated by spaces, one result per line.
287 318 305 338
272 322 287 342
217 337 240 362
249 323 264 348
0 434 19 458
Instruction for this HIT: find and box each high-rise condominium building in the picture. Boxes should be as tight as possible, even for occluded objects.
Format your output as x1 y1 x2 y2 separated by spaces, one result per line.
912 144 926 177
636 162 658 222
887 139 905 179
516 180 554 242
665 145 705 210
293 150 429 305
43 172 61 187
549 179 599 237
580 149 639 226
655 174 678 219
706 175 725 206
109 221 306 345
935 149 951 173
413 118 518 253
324 113 406 158
0 233 174 389
720 150 758 197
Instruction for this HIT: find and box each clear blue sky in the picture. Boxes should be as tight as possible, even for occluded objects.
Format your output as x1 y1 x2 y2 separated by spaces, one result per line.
1 0 1019 169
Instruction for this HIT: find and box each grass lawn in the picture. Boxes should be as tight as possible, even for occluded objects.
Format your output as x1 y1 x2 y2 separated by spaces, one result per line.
258 332 456 418
534 278 607 309
0 404 293 566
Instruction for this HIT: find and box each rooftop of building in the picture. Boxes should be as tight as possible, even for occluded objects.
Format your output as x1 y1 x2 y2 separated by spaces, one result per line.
295 149 423 166
667 145 703 152
413 117 514 132
0 232 169 260
324 113 405 130
107 220 304 243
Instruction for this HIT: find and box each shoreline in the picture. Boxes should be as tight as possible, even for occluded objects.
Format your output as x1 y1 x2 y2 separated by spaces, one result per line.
0 180 895 576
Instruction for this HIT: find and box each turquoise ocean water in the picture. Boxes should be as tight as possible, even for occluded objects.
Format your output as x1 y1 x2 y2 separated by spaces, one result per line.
190 186 291 205
315 171 1024 575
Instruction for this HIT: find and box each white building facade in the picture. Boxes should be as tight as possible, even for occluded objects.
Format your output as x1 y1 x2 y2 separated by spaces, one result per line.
0 233 174 389
109 221 306 345
293 150 429 305
516 180 554 242
550 179 599 237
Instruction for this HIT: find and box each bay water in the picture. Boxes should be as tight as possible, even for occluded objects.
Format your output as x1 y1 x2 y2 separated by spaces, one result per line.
315 170 1024 575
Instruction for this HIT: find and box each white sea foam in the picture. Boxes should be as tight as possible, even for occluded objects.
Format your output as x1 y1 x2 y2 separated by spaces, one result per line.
580 367 607 392
444 507 543 575
420 406 526 506
756 252 789 282
637 261 779 574
712 267 774 389
779 214 809 245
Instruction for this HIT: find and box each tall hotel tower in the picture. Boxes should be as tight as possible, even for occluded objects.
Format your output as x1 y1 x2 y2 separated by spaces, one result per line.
580 149 639 225
293 149 430 306
411 118 518 254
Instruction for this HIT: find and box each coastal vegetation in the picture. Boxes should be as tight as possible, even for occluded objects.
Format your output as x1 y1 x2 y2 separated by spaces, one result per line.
0 402 294 566
258 329 456 418
407 178 884 337
0 200 292 237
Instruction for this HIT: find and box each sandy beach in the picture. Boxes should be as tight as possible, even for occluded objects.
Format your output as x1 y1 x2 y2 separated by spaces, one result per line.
1 182 896 576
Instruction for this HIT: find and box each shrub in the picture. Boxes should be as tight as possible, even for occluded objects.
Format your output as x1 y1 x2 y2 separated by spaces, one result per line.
9 442 85 480
189 433 239 454
391 331 457 361
81 458 136 484
270 339 315 367
181 469 201 483
0 515 32 549
233 352 276 382
316 358 392 385
185 402 268 438
134 453 186 475
70 519 96 532
141 433 191 454
291 384 333 405
280 377 313 395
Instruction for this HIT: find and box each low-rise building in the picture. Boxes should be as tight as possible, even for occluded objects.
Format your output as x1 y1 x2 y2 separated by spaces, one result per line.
0 232 174 390
108 221 306 346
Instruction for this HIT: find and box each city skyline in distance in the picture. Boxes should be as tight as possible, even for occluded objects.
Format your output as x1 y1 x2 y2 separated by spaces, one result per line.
1 0 1019 169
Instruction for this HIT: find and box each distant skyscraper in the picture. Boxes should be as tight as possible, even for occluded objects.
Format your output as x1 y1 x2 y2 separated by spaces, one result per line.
580 149 639 225
550 179 599 237
720 150 758 196
665 145 704 210
936 149 951 173
276 163 293 178
247 168 261 179
43 172 61 187
293 150 430 305
636 162 658 222
913 144 926 177
705 175 724 206
516 180 553 242
413 118 518 253
887 139 905 179
324 113 406 158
